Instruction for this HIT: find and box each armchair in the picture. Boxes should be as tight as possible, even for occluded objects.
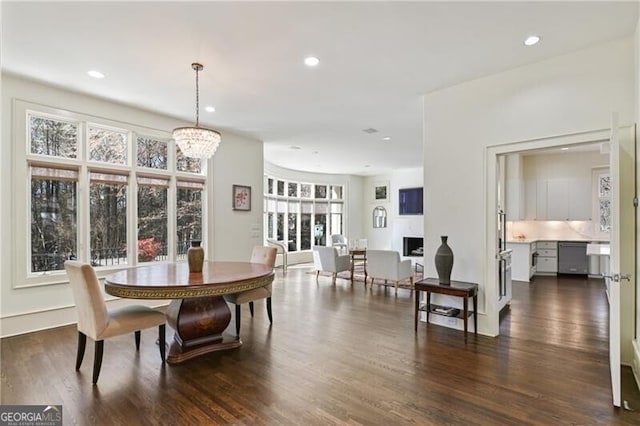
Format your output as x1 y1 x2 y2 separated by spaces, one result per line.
366 250 414 294
312 246 351 284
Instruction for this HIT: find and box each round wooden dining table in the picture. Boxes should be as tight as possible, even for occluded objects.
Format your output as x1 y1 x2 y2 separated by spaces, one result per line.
105 261 274 364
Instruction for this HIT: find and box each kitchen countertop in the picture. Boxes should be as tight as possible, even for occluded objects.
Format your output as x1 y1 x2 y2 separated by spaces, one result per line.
507 238 609 244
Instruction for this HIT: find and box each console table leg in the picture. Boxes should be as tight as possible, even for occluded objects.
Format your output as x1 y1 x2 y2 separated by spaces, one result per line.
473 295 478 335
463 297 468 342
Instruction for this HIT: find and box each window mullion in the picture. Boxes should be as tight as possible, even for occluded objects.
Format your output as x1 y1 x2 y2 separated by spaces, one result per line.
78 165 90 263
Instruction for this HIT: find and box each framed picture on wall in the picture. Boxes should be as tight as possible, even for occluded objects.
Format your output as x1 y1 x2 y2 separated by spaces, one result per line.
373 182 389 202
232 185 251 211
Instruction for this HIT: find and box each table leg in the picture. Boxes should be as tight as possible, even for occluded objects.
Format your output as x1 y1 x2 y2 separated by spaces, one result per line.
165 296 241 364
426 292 431 326
473 294 478 335
350 255 355 281
463 297 468 342
414 289 419 332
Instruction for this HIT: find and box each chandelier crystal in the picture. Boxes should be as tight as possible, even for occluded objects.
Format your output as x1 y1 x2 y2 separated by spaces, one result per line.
173 63 221 159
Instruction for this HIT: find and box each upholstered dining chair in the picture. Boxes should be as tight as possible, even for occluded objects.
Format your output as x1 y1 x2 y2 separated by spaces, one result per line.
223 246 277 337
64 261 166 385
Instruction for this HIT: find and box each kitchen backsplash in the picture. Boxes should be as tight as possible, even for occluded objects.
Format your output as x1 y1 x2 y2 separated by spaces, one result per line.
506 220 610 242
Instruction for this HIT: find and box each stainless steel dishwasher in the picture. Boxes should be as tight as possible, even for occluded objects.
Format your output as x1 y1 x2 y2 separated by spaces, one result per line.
558 241 588 274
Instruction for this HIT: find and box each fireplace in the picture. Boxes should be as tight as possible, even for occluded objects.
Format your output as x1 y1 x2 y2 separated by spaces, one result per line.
403 237 424 257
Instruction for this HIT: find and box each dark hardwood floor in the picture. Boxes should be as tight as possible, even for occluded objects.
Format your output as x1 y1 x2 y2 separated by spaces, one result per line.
2 266 639 425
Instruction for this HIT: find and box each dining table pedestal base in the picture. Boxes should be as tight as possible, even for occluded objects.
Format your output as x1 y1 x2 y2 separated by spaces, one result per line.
165 296 241 364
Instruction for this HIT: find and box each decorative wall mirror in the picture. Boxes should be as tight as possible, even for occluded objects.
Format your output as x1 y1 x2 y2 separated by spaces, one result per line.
373 206 387 228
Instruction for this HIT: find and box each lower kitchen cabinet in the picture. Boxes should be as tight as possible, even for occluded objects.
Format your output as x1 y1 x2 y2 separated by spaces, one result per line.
535 241 558 275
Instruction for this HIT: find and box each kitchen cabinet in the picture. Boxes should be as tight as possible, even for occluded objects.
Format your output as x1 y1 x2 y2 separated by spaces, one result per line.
535 241 557 274
524 178 591 221
506 241 536 282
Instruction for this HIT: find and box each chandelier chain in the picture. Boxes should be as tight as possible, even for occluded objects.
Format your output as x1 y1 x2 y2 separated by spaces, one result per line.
195 65 200 127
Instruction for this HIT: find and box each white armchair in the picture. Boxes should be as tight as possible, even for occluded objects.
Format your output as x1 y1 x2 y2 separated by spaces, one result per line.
330 234 348 254
366 250 414 294
267 239 288 273
313 246 351 284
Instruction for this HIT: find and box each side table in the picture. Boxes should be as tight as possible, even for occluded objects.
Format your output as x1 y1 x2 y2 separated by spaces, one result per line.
414 277 478 341
349 249 367 282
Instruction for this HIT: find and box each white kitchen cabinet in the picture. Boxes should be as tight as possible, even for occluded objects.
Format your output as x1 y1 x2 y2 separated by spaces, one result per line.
535 241 557 274
568 178 591 220
535 181 548 220
507 242 531 282
525 178 591 221
524 180 537 220
547 179 569 220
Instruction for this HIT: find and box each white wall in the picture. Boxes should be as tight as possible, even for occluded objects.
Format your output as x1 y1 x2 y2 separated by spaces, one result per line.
634 15 640 384
363 168 424 258
423 37 635 337
0 74 264 336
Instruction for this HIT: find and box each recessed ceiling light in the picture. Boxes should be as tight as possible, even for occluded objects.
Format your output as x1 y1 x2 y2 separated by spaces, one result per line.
87 70 105 79
382 136 392 141
290 145 301 150
304 56 320 67
205 105 215 113
524 35 541 46
561 147 569 151
364 165 371 168
313 151 319 155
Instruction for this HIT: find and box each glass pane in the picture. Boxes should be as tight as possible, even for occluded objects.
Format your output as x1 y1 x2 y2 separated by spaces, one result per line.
277 180 285 196
301 201 313 214
29 115 77 158
267 178 274 195
314 214 326 246
89 126 128 164
277 213 284 241
288 182 298 197
177 187 202 259
137 185 168 263
331 186 343 199
288 213 298 252
90 176 127 266
137 136 168 169
315 202 328 214
301 213 311 250
267 213 274 239
331 213 342 236
31 176 77 272
315 185 327 199
300 184 312 198
176 147 202 173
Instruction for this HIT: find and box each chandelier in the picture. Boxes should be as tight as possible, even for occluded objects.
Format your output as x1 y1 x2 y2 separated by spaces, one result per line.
173 63 221 159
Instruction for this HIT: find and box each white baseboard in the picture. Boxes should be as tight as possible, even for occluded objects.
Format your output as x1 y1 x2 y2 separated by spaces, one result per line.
632 339 640 391
0 299 169 338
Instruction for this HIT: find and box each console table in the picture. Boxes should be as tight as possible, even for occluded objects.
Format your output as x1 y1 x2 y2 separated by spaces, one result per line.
414 277 478 341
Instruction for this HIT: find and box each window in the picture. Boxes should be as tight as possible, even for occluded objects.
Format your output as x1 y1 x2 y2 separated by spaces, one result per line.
263 175 344 252
31 167 78 272
89 173 128 267
17 101 207 286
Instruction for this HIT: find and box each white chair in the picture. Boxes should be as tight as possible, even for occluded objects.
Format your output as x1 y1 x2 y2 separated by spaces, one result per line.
267 239 288 273
312 246 351 284
366 250 414 294
330 234 348 254
64 261 166 384
224 246 277 336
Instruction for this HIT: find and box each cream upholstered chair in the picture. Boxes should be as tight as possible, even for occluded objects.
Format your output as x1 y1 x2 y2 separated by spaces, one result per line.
366 250 414 294
224 246 277 336
330 234 348 254
267 238 287 273
312 246 351 284
64 261 166 385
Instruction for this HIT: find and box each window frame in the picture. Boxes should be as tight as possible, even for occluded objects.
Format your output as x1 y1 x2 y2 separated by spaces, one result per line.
13 100 208 288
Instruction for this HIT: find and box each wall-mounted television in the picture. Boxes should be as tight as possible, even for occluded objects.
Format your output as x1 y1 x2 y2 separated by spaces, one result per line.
399 187 423 215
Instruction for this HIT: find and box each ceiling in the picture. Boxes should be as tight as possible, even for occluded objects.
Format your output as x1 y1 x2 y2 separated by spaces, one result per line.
2 1 637 176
